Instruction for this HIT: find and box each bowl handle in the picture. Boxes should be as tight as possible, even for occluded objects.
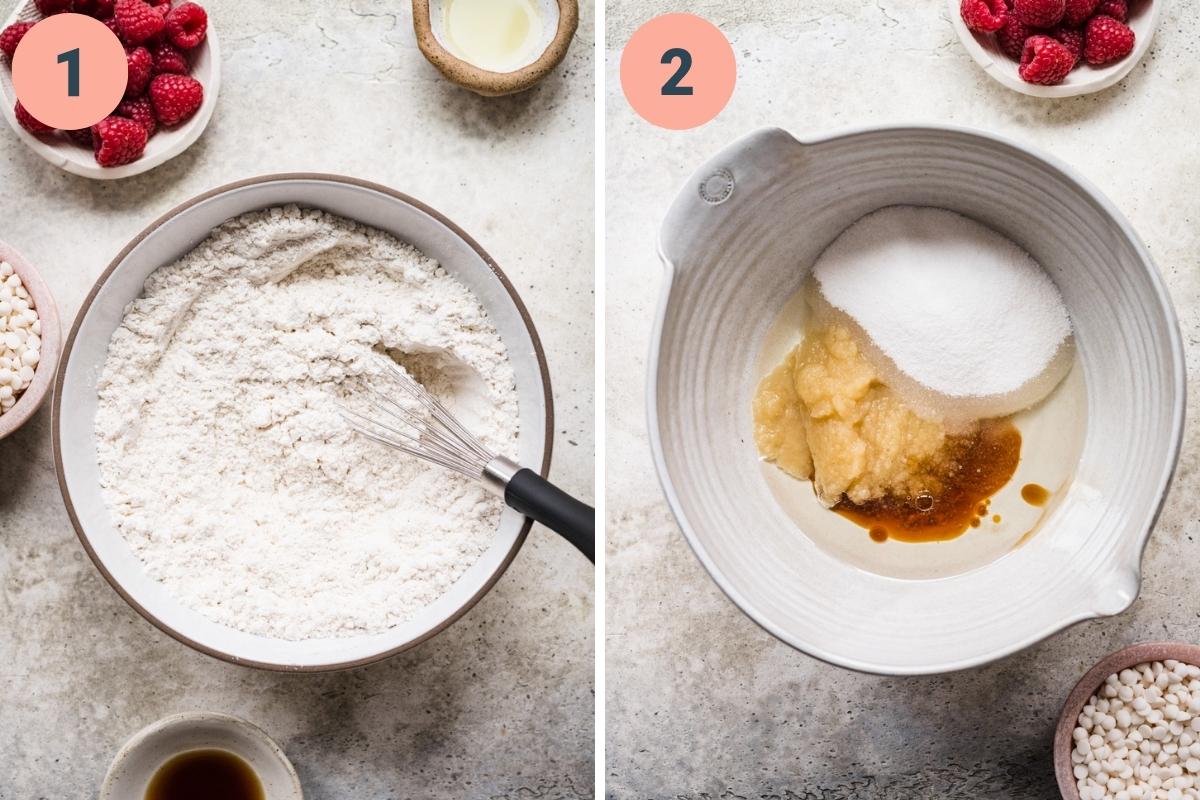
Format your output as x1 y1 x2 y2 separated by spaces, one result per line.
657 127 807 275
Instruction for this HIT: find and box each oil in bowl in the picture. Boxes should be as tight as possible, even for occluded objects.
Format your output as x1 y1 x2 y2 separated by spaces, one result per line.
145 749 263 800
443 0 544 72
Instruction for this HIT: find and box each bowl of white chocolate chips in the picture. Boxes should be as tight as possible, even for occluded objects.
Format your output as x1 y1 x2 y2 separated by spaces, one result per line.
1057 643 1200 800
0 240 58 440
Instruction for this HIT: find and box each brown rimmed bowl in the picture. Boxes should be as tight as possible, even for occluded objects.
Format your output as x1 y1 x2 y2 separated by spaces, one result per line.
412 0 578 96
1054 642 1200 799
52 174 553 672
0 239 59 441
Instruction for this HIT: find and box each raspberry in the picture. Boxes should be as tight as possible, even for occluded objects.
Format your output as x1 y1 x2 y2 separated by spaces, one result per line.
1013 0 1065 27
165 2 206 49
103 15 121 38
124 45 152 98
114 0 166 45
66 127 94 148
73 0 116 16
1096 0 1128 21
1019 34 1075 84
1084 14 1135 64
1063 0 1099 26
960 0 1008 33
150 40 187 74
0 21 34 59
1050 25 1084 61
116 95 156 136
997 13 1035 60
91 115 147 166
148 73 202 125
34 0 72 15
14 101 53 135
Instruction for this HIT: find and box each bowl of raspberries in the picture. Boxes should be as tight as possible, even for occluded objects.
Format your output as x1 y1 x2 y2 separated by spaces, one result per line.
952 0 1162 96
0 0 218 177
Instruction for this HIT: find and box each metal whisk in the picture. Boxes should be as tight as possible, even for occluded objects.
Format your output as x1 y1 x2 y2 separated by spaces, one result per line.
342 363 594 561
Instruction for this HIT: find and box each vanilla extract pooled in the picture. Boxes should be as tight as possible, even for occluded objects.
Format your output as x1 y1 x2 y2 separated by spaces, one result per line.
833 421 1021 543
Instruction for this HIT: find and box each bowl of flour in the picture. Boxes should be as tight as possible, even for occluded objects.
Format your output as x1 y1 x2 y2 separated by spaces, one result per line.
651 126 1184 674
53 175 552 670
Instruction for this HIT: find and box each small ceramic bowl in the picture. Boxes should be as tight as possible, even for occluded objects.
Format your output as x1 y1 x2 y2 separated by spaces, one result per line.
1054 642 1200 799
0 239 59 441
54 174 553 671
652 126 1184 675
948 0 1164 98
100 712 302 800
0 0 220 179
413 0 577 96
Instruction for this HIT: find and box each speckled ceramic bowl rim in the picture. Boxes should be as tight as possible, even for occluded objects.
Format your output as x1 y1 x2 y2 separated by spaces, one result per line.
1054 642 1200 799
52 173 554 673
412 0 578 96
649 123 1186 676
0 238 59 440
100 712 302 800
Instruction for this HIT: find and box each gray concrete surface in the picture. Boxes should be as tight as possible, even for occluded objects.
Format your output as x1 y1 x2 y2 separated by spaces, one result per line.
0 1 594 797
605 1 1200 798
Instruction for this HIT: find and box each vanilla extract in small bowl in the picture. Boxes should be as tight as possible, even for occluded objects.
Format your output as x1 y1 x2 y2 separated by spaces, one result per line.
145 749 263 800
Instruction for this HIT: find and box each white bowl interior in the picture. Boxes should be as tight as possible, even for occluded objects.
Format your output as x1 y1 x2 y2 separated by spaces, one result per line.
57 177 549 669
101 713 301 800
653 127 1183 674
0 0 220 179
948 0 1163 98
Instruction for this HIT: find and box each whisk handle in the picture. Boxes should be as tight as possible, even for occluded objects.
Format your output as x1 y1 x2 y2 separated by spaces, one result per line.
505 469 595 562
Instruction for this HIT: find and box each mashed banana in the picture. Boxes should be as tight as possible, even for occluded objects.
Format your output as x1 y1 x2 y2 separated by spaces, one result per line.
754 323 955 507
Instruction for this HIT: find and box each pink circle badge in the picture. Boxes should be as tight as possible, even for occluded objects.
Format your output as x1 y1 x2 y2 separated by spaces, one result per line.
12 13 127 131
619 13 736 131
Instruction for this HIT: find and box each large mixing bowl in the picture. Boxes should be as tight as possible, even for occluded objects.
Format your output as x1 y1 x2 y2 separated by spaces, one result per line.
54 174 552 671
650 126 1184 675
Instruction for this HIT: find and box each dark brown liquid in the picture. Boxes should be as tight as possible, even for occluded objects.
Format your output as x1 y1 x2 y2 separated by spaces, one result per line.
835 420 1022 544
145 749 263 800
1021 483 1050 506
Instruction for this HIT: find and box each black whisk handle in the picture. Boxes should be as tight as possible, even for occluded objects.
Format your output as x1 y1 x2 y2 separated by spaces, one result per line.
504 469 595 562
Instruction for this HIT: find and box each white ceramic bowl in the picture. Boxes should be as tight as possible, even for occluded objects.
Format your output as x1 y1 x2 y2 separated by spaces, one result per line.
0 0 220 179
0 238 60 440
651 126 1184 675
100 712 302 800
54 174 553 671
948 0 1163 98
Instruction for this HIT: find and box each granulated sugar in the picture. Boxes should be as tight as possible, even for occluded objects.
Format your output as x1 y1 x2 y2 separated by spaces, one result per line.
94 206 519 640
812 206 1072 402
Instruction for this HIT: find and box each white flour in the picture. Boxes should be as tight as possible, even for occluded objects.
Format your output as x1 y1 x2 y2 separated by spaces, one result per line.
94 206 519 640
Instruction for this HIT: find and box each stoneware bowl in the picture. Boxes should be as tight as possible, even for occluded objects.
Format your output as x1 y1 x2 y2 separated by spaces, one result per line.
651 125 1184 675
948 0 1163 98
100 712 302 799
0 0 220 179
413 0 577 96
54 174 553 671
1053 642 1200 800
0 239 59 441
